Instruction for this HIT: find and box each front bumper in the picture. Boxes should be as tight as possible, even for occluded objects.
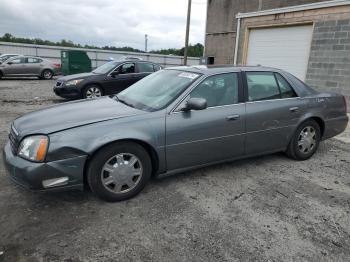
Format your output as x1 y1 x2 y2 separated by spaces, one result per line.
53 85 81 99
3 142 87 192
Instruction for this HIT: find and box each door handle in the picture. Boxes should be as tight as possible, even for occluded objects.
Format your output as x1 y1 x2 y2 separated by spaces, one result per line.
289 107 299 112
226 114 240 121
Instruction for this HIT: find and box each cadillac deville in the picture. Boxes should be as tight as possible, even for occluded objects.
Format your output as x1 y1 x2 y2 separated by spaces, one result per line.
3 66 348 201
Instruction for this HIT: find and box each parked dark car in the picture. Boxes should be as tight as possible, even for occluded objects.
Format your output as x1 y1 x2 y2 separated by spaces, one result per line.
3 66 348 201
53 59 162 99
0 55 60 79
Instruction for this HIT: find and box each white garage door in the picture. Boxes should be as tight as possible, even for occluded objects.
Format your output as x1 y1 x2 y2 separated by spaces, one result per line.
246 25 313 80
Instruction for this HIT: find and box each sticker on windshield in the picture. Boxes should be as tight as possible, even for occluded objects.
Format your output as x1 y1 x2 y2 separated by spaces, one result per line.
178 72 199 79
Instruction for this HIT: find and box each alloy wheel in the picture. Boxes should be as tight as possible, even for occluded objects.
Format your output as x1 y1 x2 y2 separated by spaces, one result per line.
43 70 53 79
85 87 102 98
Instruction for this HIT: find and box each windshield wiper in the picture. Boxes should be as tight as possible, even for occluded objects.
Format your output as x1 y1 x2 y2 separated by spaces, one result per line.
115 95 135 108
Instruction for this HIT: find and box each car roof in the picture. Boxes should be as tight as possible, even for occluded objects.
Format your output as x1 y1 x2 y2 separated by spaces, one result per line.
8 55 46 59
166 64 285 75
0 53 19 56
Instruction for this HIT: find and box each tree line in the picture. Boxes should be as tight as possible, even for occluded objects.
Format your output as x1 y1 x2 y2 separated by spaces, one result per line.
0 33 204 57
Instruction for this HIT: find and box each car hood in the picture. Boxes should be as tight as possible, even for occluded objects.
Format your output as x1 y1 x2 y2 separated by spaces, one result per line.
57 72 96 81
13 97 145 137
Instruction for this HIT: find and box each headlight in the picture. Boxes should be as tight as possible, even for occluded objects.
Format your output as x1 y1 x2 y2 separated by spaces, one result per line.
18 135 49 162
66 79 84 86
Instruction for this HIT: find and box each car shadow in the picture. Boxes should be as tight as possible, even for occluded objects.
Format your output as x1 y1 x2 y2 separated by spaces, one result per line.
152 152 287 185
26 152 288 204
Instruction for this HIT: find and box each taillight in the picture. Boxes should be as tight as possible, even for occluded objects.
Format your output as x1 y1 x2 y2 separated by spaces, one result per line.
54 63 61 69
343 96 348 112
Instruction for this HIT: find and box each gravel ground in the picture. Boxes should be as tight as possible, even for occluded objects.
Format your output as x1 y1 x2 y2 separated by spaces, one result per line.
0 78 349 262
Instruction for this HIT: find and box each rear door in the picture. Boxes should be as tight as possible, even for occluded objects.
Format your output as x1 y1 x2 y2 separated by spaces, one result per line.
25 57 42 75
244 71 306 155
166 72 246 170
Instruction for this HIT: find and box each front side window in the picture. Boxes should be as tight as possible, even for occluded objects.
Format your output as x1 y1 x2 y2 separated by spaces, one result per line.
0 55 15 63
8 57 24 64
275 73 297 98
138 63 154 73
190 73 239 107
246 72 280 102
153 64 162 71
117 70 200 111
93 61 119 74
119 63 135 74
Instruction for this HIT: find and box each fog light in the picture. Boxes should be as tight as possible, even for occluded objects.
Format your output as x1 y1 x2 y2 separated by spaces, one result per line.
42 177 69 188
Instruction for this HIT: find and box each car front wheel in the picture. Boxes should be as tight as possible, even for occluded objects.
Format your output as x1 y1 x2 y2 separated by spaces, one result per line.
87 142 152 202
83 85 103 99
286 119 321 160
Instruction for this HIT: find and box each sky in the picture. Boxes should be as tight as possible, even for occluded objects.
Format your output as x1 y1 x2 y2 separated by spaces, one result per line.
0 0 207 50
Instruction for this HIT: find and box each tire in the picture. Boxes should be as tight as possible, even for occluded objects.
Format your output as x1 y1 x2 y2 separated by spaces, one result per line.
87 142 152 202
286 119 321 161
41 69 53 80
83 85 103 99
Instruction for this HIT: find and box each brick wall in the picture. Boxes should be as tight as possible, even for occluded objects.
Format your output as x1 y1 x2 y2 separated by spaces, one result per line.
305 19 350 101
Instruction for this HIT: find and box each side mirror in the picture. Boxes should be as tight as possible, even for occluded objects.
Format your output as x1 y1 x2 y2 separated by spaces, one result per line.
182 97 207 111
110 71 119 77
7 61 13 65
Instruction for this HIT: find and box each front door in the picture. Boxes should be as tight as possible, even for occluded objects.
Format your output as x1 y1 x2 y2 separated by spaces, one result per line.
166 72 246 171
103 63 137 95
2 57 26 75
244 71 307 155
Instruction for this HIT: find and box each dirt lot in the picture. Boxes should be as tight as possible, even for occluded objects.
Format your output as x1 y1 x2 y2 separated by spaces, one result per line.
0 78 350 262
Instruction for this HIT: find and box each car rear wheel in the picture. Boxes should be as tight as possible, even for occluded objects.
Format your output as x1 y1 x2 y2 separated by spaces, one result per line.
83 85 103 99
286 119 321 160
87 142 152 202
41 69 53 80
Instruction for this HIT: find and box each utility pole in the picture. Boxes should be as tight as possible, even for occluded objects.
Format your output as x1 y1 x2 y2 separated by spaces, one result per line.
145 34 148 52
183 0 192 65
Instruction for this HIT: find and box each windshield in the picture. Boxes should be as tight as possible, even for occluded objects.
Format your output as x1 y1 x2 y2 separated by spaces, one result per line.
92 61 119 74
117 69 201 111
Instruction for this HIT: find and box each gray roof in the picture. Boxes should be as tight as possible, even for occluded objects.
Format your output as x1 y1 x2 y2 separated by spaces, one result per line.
166 65 284 75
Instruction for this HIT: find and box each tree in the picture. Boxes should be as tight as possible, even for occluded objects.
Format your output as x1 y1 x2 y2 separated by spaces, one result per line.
0 33 204 57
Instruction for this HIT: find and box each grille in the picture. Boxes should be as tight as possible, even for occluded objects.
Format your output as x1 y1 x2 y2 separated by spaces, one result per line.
9 125 19 155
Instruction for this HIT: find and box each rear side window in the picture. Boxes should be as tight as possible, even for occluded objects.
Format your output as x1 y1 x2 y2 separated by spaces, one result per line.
246 72 280 102
275 73 297 98
138 63 154 73
26 58 41 63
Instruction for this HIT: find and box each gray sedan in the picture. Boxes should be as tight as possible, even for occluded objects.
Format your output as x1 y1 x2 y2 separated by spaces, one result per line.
3 66 348 201
0 55 60 79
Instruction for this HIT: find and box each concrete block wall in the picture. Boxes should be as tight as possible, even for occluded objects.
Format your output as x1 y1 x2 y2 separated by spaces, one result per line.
205 0 325 64
306 19 350 101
